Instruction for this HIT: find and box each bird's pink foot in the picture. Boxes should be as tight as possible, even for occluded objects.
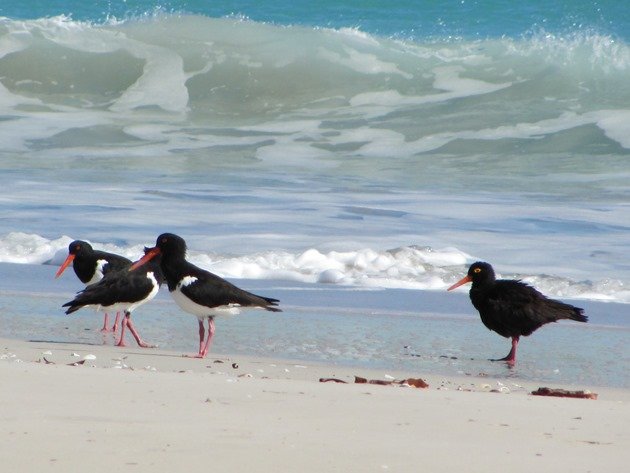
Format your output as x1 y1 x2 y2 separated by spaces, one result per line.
490 337 518 365
183 353 206 359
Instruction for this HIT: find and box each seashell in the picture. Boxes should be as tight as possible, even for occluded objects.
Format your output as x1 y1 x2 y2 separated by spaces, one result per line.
71 352 80 357
42 350 53 356
83 354 96 360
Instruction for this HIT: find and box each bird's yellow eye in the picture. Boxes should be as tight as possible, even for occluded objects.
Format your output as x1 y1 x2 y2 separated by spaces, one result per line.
473 267 481 273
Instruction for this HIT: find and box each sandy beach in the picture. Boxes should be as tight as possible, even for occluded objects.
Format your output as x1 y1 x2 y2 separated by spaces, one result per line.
1 337 628 473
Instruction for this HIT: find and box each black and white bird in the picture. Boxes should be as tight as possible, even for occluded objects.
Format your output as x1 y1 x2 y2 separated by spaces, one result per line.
131 233 281 358
55 240 131 332
63 249 164 348
448 261 588 365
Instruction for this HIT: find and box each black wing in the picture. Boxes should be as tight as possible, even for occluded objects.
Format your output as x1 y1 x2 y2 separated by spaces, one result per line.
180 264 281 312
477 280 584 337
62 269 154 314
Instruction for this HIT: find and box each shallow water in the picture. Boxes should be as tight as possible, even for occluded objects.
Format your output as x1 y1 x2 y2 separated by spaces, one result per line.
1 263 627 388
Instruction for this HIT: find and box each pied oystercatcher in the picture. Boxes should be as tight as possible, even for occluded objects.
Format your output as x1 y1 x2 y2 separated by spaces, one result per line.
63 249 164 348
55 240 131 332
131 233 281 358
448 261 588 365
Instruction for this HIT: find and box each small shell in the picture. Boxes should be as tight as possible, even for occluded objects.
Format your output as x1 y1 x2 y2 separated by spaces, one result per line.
83 354 96 361
42 350 53 356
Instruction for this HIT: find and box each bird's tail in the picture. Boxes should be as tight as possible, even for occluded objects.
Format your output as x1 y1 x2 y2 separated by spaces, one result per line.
262 296 282 312
570 307 588 323
62 301 81 315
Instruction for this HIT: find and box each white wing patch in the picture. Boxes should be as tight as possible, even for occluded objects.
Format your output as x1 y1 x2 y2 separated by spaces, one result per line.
178 276 198 288
86 259 108 285
126 272 160 313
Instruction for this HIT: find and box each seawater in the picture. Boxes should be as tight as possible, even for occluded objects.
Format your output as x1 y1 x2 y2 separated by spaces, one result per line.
0 2 628 385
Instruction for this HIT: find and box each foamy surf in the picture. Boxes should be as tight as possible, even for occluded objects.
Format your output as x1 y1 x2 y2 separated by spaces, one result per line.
2 232 629 304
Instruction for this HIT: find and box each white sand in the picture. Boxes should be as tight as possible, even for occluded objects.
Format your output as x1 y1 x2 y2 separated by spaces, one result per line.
1 338 628 472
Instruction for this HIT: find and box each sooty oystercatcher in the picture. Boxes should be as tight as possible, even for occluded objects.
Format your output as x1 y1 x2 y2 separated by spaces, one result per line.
63 249 164 348
130 233 281 358
448 261 588 365
55 240 131 332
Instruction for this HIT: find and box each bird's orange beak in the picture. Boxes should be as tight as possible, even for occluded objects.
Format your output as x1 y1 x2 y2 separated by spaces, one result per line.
130 247 161 271
447 275 471 291
55 254 75 278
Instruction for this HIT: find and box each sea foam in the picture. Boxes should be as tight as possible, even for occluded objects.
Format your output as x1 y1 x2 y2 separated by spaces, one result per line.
2 232 629 304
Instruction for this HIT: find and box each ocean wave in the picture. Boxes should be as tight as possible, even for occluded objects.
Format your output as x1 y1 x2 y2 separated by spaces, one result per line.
0 14 627 162
0 15 627 113
2 232 629 304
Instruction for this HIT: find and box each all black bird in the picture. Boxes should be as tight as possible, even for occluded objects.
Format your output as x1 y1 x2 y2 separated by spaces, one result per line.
63 249 164 348
55 240 131 332
130 233 281 358
448 261 588 365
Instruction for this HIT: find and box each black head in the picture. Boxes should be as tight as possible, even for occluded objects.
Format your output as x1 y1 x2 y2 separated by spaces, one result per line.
68 240 94 255
155 233 187 258
447 261 496 291
467 261 496 285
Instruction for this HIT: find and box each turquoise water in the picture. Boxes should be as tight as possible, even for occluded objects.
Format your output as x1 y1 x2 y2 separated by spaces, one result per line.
2 1 627 41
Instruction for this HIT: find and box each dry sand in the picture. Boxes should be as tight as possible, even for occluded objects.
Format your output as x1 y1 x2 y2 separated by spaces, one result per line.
1 337 628 472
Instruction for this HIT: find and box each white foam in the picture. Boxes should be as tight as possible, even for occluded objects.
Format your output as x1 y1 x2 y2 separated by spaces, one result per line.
594 109 630 149
0 233 72 264
318 46 412 78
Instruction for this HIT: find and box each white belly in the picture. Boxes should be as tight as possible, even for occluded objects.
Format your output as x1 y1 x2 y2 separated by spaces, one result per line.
170 278 242 319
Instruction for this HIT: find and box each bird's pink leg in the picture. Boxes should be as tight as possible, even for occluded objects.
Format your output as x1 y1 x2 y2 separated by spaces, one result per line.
116 315 128 347
184 319 206 358
111 312 121 332
100 313 110 333
124 313 156 348
199 318 216 358
492 336 519 366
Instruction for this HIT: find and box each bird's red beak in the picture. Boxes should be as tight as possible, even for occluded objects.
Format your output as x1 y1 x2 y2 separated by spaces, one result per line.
130 247 161 271
55 254 75 278
447 275 471 291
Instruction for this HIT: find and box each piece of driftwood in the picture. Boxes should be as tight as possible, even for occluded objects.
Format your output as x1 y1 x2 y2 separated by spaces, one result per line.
319 378 348 384
531 387 597 400
319 376 428 388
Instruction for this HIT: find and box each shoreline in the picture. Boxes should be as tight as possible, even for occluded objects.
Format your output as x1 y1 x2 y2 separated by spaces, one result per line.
2 336 628 400
1 337 628 472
